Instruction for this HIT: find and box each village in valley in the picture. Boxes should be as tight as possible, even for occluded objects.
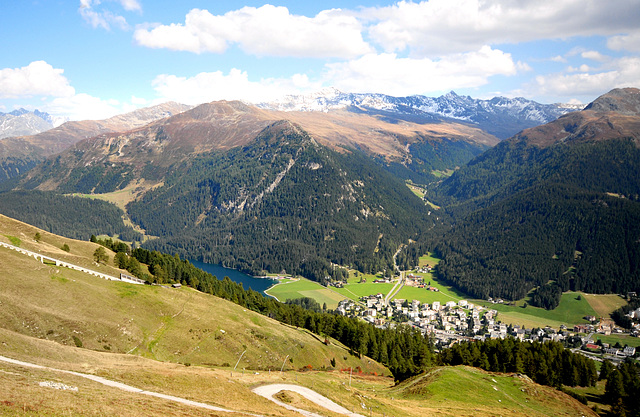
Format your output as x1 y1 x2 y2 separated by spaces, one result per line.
330 264 640 363
267 253 640 364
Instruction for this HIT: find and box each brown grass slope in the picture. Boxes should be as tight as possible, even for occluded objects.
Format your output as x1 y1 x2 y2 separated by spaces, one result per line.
0 330 597 417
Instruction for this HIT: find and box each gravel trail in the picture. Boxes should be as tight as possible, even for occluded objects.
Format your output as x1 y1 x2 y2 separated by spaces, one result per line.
252 384 366 417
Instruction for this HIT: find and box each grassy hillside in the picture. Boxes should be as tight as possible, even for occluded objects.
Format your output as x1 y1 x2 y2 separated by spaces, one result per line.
390 366 597 417
0 214 384 375
0 332 596 417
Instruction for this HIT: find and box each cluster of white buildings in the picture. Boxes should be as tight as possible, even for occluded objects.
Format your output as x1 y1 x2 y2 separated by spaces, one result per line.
337 295 583 347
337 295 491 342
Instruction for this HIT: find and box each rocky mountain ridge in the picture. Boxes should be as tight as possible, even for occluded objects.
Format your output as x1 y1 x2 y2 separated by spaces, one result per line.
0 109 67 139
511 87 640 148
258 88 583 139
16 100 498 194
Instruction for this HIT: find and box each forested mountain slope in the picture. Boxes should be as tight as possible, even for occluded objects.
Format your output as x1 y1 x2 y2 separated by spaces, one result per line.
430 88 640 302
2 99 498 281
129 121 435 279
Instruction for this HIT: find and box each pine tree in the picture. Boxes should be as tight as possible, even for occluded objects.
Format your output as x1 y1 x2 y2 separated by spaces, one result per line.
605 370 626 405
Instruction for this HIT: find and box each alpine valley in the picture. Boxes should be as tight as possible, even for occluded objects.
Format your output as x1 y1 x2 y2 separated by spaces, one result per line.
1 87 638 417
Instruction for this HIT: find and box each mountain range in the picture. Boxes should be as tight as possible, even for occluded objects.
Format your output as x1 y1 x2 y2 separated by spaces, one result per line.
0 90 580 187
258 88 582 139
0 87 638 301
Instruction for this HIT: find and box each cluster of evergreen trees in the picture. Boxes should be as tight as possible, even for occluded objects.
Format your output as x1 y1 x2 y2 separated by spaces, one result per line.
20 154 134 194
529 282 565 310
0 190 141 241
438 339 597 388
600 359 640 416
380 138 488 185
611 298 640 329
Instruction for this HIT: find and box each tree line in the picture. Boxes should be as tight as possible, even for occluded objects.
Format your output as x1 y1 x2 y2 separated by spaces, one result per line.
433 183 640 303
0 190 141 242
429 138 640 304
599 358 640 417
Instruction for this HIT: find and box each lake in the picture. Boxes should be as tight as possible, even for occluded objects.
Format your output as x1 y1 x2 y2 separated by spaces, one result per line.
189 259 277 295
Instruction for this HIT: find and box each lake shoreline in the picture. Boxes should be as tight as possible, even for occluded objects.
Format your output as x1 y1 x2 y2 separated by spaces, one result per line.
188 259 278 296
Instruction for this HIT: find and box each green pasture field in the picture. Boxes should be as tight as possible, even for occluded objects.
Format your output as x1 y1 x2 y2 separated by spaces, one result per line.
593 333 640 348
333 282 395 301
345 270 386 284
474 292 598 328
265 278 346 309
406 184 426 199
430 169 454 178
392 285 462 304
418 253 440 268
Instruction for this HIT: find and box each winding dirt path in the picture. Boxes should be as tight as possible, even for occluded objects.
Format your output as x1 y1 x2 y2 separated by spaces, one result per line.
1 355 365 416
252 384 366 417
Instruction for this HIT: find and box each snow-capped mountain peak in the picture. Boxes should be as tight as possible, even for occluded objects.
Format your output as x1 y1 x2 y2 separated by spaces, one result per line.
0 109 65 139
258 89 583 140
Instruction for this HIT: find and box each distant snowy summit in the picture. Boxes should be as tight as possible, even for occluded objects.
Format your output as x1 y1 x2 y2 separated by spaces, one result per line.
0 108 68 139
258 88 584 139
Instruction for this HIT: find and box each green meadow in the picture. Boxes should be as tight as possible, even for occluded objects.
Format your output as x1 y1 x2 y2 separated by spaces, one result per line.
592 333 640 348
265 278 345 309
473 292 598 328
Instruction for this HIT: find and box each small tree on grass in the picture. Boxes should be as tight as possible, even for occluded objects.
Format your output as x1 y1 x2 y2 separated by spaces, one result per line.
93 247 109 264
114 252 128 269
61 243 70 252
34 232 41 242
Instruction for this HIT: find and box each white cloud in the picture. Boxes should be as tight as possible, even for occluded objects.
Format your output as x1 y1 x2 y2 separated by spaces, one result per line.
134 5 371 58
568 64 591 73
130 95 148 105
581 50 607 62
46 93 125 120
44 93 157 121
119 0 141 12
0 61 145 120
0 61 75 99
531 56 640 98
363 0 640 57
79 0 136 31
151 69 321 105
324 46 518 96
608 31 640 53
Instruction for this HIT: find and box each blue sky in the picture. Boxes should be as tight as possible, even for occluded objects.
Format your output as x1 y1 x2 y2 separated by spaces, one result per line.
2 0 640 120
